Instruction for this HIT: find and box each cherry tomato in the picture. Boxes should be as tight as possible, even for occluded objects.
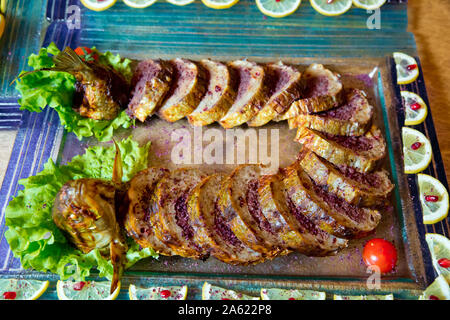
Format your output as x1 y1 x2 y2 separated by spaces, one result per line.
362 238 397 274
74 46 98 62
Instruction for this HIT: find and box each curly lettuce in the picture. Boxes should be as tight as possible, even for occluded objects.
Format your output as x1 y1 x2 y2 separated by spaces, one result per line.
15 42 134 142
4 137 157 281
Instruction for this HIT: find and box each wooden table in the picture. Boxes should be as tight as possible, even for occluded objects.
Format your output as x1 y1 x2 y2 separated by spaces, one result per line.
1 2 449 184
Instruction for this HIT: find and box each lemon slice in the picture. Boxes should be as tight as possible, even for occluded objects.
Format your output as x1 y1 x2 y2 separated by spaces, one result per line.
402 127 432 174
418 174 449 224
401 91 428 126
56 280 120 300
80 0 117 11
352 0 386 10
255 0 301 18
123 0 157 8
166 0 195 5
393 52 419 85
426 233 450 283
0 13 4 39
334 294 394 300
310 0 352 16
1 0 7 14
261 288 326 300
202 282 259 300
202 0 239 9
418 275 450 300
0 279 49 300
129 284 188 300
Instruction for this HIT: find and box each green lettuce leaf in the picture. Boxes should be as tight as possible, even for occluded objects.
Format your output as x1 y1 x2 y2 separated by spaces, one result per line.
4 137 157 281
15 43 134 142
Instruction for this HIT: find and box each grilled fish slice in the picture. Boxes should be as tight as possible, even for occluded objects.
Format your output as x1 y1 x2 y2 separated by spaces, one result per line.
158 59 208 122
247 62 303 127
288 89 373 136
298 150 394 206
216 165 282 258
187 174 264 264
187 59 238 126
127 59 174 122
276 63 343 120
219 60 269 128
295 125 386 173
151 168 210 259
124 167 175 256
258 173 348 255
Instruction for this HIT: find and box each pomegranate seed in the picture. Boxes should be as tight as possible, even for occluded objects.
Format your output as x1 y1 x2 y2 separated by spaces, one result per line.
406 64 417 71
2 291 17 300
288 297 296 300
425 195 439 202
410 142 422 150
160 290 171 299
73 281 86 291
410 102 421 111
429 295 440 300
438 258 450 268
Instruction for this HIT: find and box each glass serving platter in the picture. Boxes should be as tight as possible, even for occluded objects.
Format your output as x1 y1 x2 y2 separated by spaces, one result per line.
0 0 448 300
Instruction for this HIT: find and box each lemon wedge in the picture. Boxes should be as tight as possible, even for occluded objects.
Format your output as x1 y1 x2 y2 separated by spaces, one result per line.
352 0 386 10
80 0 117 11
401 91 428 126
426 233 450 283
56 280 120 300
393 52 419 85
261 288 326 300
419 275 450 300
202 0 239 9
0 279 49 300
129 284 188 300
418 174 449 225
402 127 432 174
256 0 301 18
123 0 157 8
166 0 195 5
310 0 352 16
202 282 259 300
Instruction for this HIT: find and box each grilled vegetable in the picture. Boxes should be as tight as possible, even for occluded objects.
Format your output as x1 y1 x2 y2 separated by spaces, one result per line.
20 47 130 121
52 142 127 294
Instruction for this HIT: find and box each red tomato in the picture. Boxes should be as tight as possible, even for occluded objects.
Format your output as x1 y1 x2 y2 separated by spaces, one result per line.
74 46 98 62
362 238 397 274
